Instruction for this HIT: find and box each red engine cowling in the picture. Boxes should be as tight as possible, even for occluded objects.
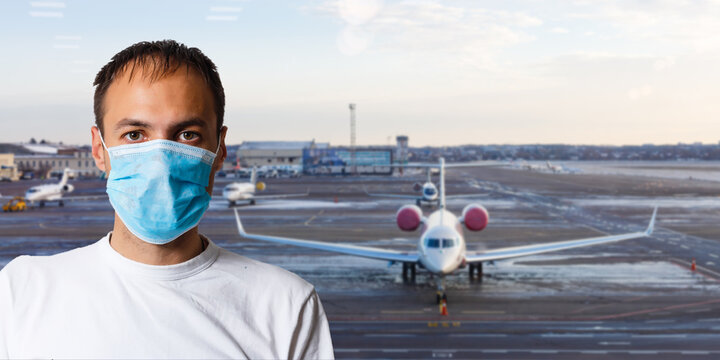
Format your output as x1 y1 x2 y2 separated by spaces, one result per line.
461 204 489 231
396 205 423 231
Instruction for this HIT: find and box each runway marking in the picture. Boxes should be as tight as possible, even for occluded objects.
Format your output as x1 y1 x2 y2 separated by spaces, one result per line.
581 350 608 354
707 261 716 266
683 351 711 355
381 310 424 314
569 296 647 314
481 350 507 353
461 310 505 315
304 210 324 226
531 350 558 354
711 254 719 259
541 333 594 338
698 318 720 322
645 319 675 324
630 350 658 355
632 334 686 338
364 334 416 337
449 334 507 338
682 245 690 249
382 349 408 353
599 341 631 346
687 308 711 313
593 298 720 320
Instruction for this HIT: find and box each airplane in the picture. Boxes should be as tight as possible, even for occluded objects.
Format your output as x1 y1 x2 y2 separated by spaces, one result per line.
222 167 309 206
234 158 657 303
365 167 487 207
546 161 579 174
24 168 106 207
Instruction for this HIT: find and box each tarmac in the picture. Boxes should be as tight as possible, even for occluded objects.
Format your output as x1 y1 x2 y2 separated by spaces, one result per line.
2 164 720 359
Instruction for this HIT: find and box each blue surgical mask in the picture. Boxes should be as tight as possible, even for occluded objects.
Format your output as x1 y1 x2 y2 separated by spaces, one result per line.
99 132 219 244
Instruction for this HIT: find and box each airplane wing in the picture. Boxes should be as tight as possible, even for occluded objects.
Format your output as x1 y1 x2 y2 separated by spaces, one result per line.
234 209 419 263
250 189 310 200
61 195 108 202
465 207 657 263
364 188 420 200
445 193 489 199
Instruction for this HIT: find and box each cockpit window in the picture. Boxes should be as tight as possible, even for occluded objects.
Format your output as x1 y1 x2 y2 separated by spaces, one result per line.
27 188 38 193
442 238 456 248
426 238 440 248
424 187 436 195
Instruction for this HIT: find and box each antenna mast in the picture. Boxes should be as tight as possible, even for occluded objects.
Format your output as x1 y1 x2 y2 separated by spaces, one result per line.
349 103 357 175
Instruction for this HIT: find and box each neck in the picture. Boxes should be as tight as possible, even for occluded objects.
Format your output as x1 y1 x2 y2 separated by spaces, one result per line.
109 214 205 265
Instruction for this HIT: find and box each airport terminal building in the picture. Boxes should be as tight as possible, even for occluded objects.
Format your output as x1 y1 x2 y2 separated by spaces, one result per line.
236 140 399 175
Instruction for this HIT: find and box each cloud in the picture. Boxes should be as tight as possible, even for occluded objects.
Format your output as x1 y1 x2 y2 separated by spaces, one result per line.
653 56 675 71
53 44 79 49
55 35 81 41
550 27 569 34
206 15 238 21
314 0 542 66
209 6 242 12
628 85 653 100
29 11 63 17
30 1 65 8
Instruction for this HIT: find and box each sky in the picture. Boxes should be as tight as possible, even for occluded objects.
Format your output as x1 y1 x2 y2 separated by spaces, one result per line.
1 0 719 147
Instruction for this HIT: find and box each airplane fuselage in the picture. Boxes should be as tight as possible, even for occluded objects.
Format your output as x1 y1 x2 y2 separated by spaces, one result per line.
223 182 256 202
417 209 466 275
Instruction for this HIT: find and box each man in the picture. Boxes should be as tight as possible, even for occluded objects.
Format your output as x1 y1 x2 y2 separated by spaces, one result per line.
0 40 334 359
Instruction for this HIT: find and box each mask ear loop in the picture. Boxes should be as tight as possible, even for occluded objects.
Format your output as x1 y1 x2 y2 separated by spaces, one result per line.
96 126 109 152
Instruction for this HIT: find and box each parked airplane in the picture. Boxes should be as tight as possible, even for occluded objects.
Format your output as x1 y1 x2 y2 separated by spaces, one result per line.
24 168 106 207
222 167 308 206
365 166 487 207
234 158 657 302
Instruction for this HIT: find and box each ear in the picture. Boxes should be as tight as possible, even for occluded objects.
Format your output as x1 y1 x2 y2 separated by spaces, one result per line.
91 126 109 173
212 126 228 173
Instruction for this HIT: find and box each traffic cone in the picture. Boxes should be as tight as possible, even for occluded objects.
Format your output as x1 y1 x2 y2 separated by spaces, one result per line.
692 258 697 272
440 300 448 316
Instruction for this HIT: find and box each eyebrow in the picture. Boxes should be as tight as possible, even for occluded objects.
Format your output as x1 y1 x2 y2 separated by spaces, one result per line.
114 117 209 133
114 118 152 131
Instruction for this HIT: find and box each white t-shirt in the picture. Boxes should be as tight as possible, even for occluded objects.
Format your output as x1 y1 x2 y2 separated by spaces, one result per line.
0 233 334 359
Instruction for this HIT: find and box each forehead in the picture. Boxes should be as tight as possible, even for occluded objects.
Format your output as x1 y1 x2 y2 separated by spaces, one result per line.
102 61 216 131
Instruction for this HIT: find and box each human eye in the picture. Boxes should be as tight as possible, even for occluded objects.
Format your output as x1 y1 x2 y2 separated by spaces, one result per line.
178 131 200 142
123 131 144 142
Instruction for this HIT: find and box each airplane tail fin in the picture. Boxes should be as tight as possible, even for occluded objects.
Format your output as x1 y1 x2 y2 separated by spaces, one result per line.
439 157 446 209
59 168 71 187
250 167 258 185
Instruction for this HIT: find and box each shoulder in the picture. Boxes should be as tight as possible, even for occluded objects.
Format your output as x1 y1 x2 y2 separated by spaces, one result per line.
212 247 315 300
0 241 100 285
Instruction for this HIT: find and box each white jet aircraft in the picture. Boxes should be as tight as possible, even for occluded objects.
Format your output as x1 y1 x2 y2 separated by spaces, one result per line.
365 167 487 207
234 158 657 302
222 167 308 206
24 168 106 207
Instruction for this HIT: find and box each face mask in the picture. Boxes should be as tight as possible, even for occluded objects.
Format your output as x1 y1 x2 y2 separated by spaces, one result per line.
98 131 219 245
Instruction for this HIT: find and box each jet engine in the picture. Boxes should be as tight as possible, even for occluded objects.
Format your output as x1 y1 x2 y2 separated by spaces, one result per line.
396 204 423 231
460 204 489 231
62 184 74 193
255 182 266 191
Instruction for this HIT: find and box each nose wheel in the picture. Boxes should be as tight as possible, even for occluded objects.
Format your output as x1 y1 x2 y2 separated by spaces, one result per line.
435 276 447 304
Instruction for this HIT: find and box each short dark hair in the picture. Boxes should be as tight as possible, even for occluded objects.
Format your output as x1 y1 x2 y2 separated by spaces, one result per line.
93 39 225 137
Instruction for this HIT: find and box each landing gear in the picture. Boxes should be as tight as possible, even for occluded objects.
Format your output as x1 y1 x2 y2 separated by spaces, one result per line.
249 199 256 205
416 199 421 207
469 262 483 282
59 200 64 207
436 277 447 304
39 201 45 208
228 200 236 207
402 262 416 283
